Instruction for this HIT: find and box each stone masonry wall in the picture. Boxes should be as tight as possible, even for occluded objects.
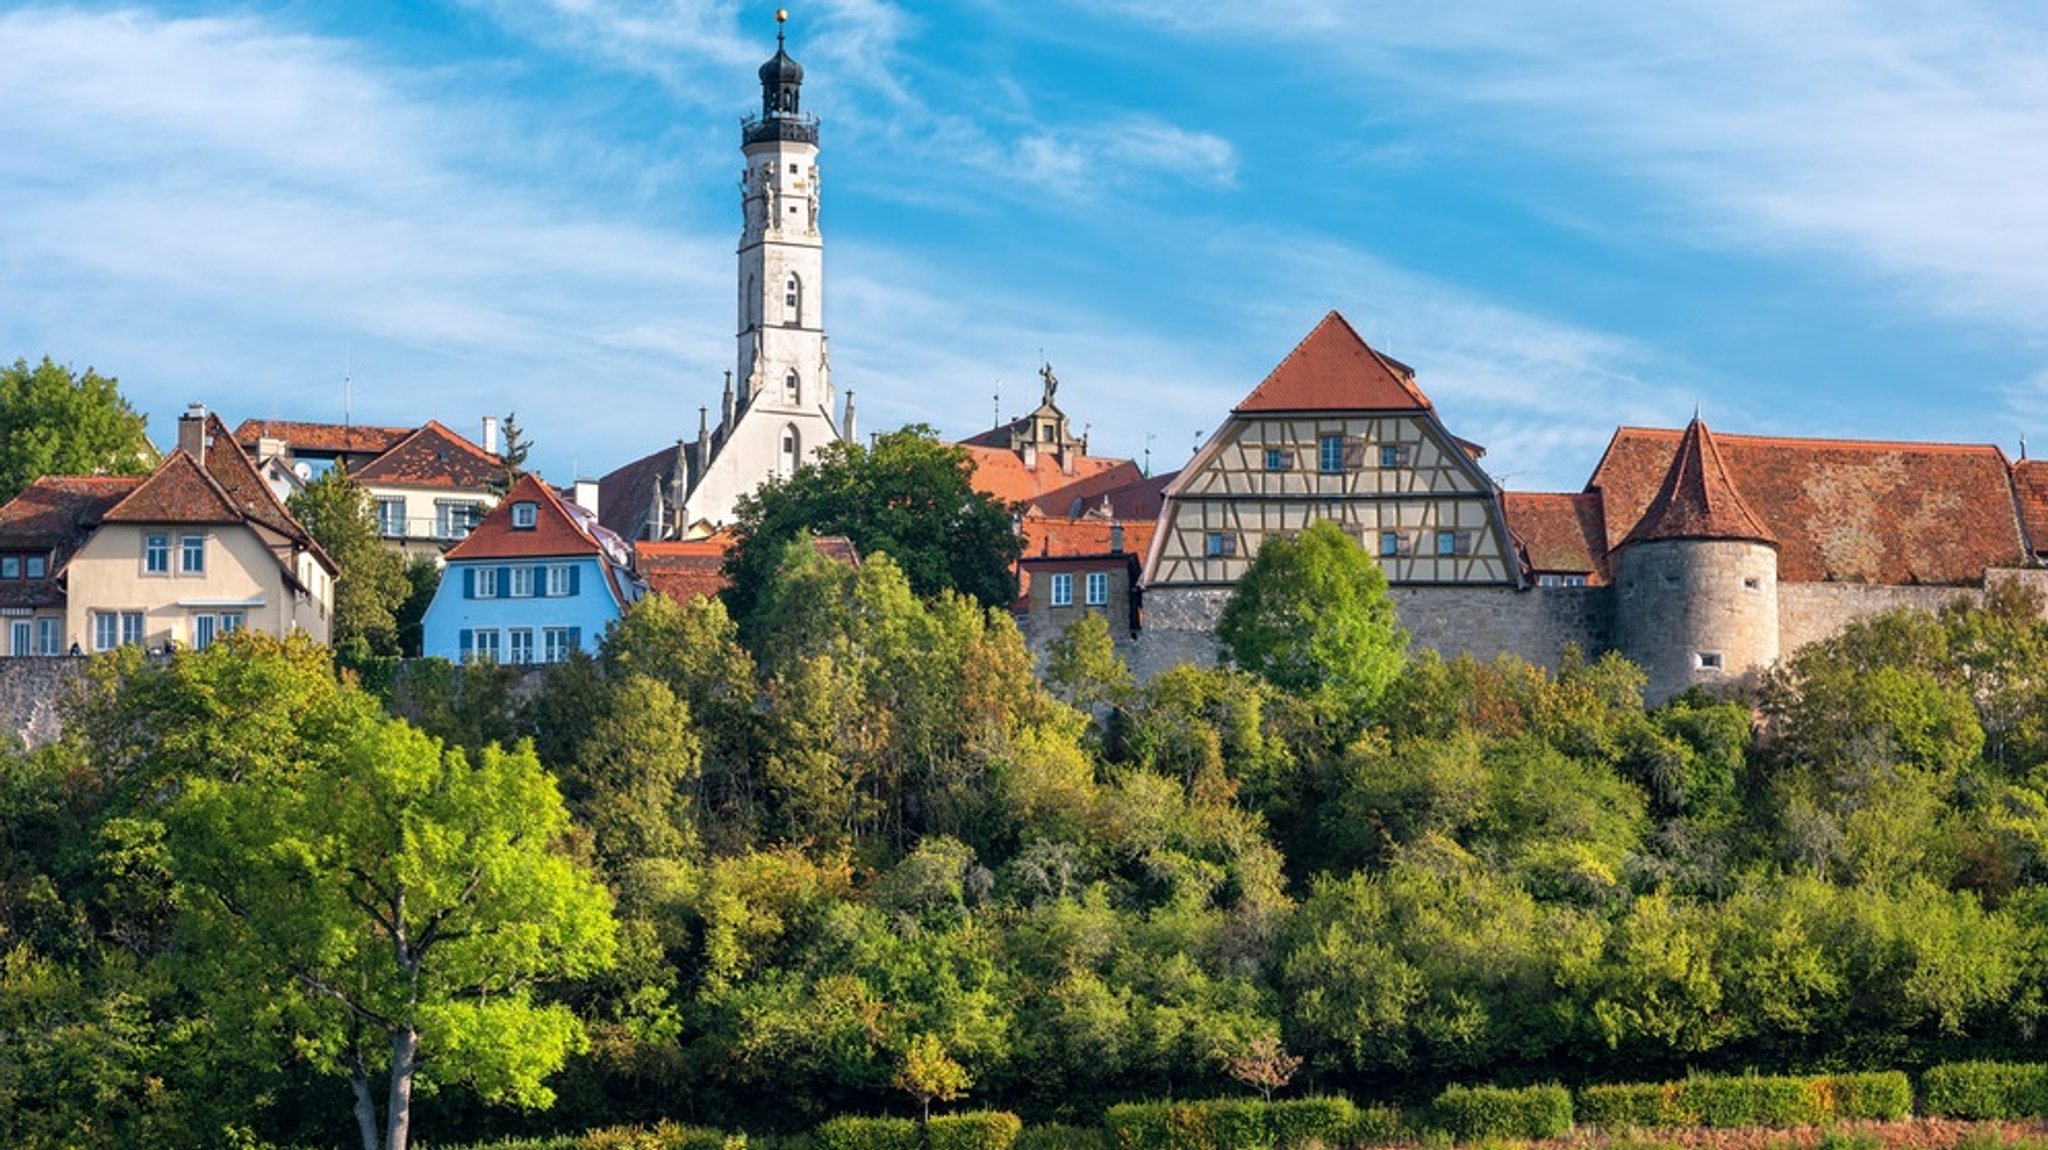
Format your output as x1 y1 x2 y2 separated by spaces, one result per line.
1777 568 2048 654
0 656 88 749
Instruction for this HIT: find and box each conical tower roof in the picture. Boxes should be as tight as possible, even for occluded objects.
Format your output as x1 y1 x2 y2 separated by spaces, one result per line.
1620 417 1776 548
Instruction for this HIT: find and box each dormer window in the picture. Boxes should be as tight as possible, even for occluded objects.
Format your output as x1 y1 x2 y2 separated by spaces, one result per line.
511 501 538 530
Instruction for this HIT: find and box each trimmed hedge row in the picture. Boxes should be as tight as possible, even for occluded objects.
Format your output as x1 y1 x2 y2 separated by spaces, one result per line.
1578 1072 1909 1131
1429 1084 1572 1141
815 1113 1023 1150
1105 1097 1360 1150
1924 1062 2048 1120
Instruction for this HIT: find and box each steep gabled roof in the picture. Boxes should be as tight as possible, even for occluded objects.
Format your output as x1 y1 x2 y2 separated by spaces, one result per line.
233 419 413 456
961 444 1135 506
445 473 602 561
194 413 323 555
2013 459 2048 556
1502 491 1609 582
1234 311 1432 414
1020 516 1157 563
1591 426 2023 584
102 450 244 525
1620 419 1776 548
599 441 690 541
352 420 500 490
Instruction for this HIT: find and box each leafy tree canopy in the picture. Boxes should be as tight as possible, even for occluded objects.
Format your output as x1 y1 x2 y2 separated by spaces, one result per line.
1216 519 1408 724
721 424 1021 635
0 356 154 504
289 463 412 657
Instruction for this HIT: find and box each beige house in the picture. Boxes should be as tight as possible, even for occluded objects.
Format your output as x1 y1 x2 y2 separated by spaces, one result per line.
0 407 335 655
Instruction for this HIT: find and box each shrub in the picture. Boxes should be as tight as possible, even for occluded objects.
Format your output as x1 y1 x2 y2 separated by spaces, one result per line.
1015 1125 1105 1150
1815 1130 1882 1150
1343 1106 1407 1148
1823 1073 1911 1122
814 1117 921 1150
1270 1097 1358 1150
1681 1074 1826 1129
930 1113 1023 1150
1427 1084 1571 1141
1924 1062 2048 1120
1578 1083 1695 1131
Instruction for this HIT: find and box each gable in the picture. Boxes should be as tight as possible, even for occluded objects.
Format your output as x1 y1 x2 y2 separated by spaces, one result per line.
353 420 500 490
446 473 603 561
1234 311 1432 414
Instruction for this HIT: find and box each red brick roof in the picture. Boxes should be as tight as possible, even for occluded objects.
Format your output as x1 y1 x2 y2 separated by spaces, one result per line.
352 420 500 490
2015 460 2048 556
1025 460 1150 517
1590 427 2023 585
1235 311 1431 414
445 473 603 561
962 444 1135 506
1502 491 1609 582
102 451 243 525
1621 419 1776 548
233 419 413 456
636 536 733 604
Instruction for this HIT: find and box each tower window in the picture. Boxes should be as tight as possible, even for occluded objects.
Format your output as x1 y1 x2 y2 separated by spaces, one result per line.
781 425 800 476
1696 652 1724 670
785 370 801 404
784 274 802 326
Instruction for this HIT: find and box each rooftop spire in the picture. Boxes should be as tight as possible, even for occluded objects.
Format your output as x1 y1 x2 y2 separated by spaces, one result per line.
746 8 817 145
1623 418 1777 548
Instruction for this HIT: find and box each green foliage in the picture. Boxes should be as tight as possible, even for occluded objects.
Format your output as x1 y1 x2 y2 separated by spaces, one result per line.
0 356 153 504
290 462 412 655
1922 1061 2048 1119
1677 1074 1826 1129
1216 520 1406 724
1577 1072 1909 1131
1342 1106 1406 1148
1267 1097 1359 1149
929 1112 1023 1150
814 1116 920 1150
1043 611 1134 715
723 425 1023 631
490 411 532 496
1425 1083 1572 1141
1013 1124 1104 1150
1577 1083 1697 1130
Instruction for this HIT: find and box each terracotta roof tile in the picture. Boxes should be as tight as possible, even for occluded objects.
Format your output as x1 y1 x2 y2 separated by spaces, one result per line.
0 476 145 609
1021 517 1156 562
445 473 603 561
1026 461 1150 517
102 450 244 525
1621 419 1776 548
233 419 413 456
1502 491 1608 582
962 445 1135 506
2014 460 2048 555
1590 427 2022 584
1235 311 1431 414
195 413 323 556
352 420 500 490
637 539 732 603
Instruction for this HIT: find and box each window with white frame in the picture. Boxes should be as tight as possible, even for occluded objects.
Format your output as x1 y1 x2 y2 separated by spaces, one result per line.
508 628 535 664
474 567 499 599
1050 572 1074 607
473 628 501 664
145 533 169 574
180 534 205 574
376 497 406 536
509 566 535 598
36 617 59 656
1085 571 1109 606
546 564 573 597
544 627 574 663
511 502 538 530
93 612 120 652
436 500 479 540
122 611 144 647
10 620 30 656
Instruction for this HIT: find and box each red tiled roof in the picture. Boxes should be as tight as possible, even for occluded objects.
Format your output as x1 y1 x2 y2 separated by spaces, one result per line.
1621 419 1776 548
1020 517 1157 562
637 537 733 603
1502 491 1608 582
102 450 245 525
1590 427 2023 585
352 420 500 490
1235 311 1431 414
233 419 413 456
194 413 323 554
1026 460 1149 517
962 444 1134 506
0 476 146 609
2014 460 2048 556
445 473 601 561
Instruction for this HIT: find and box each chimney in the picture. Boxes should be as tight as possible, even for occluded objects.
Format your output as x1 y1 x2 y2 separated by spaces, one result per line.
1110 522 1125 554
572 478 600 515
481 415 501 456
178 404 208 462
842 390 857 446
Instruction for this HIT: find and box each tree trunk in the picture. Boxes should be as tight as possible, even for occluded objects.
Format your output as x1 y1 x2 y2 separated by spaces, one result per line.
386 1025 420 1150
351 1071 383 1150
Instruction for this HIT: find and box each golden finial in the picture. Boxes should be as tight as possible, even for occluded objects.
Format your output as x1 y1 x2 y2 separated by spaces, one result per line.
777 8 789 23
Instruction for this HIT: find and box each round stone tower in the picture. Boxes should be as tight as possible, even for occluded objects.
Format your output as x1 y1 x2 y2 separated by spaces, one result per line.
1611 418 1779 703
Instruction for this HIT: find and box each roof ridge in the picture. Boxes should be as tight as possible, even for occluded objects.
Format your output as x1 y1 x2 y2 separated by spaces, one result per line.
1233 310 1433 414
1618 424 2006 455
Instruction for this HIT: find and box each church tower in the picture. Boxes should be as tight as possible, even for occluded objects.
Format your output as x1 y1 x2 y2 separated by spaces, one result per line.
679 10 847 531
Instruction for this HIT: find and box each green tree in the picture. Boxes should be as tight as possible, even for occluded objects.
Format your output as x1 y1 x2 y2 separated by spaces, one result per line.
289 463 411 656
895 1031 972 1123
1216 519 1407 723
489 411 531 496
1043 611 1134 714
0 356 154 504
722 425 1021 632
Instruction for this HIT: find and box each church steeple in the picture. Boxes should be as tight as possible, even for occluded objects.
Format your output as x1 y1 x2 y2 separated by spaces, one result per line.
746 10 817 145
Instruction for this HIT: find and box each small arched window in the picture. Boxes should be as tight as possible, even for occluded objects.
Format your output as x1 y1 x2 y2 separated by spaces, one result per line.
785 369 802 405
784 274 802 326
781 425 801 477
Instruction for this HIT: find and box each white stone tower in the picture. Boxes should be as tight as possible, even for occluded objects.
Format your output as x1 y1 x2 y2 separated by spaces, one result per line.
680 10 847 531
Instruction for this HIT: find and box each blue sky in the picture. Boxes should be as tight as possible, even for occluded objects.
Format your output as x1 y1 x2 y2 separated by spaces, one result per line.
6 2 2048 492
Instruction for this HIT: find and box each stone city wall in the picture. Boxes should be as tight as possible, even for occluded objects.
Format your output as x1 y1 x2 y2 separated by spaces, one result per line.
1775 568 2048 655
0 656 87 749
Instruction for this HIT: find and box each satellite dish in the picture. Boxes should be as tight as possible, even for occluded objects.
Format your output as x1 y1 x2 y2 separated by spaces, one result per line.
293 462 312 480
